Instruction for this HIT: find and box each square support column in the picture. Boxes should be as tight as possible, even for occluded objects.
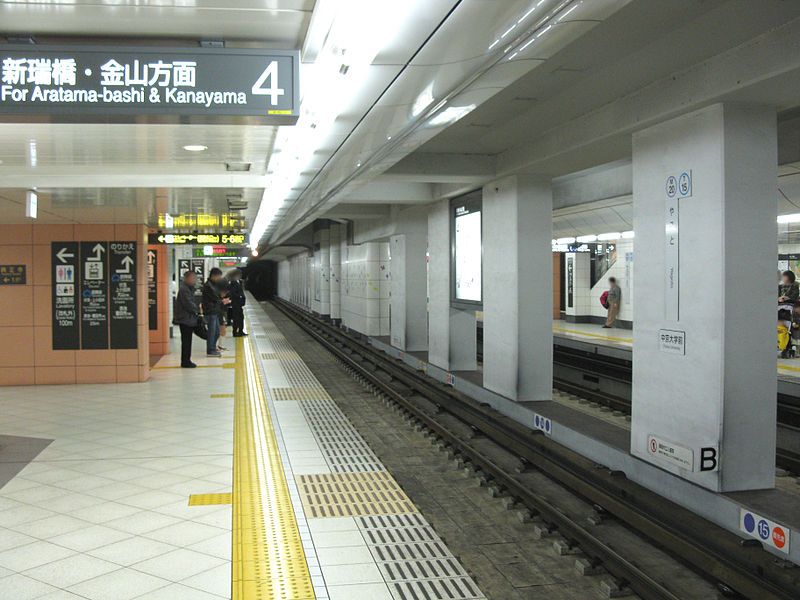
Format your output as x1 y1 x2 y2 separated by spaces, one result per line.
330 224 341 321
631 103 777 492
428 199 477 371
483 176 553 401
390 233 428 352
319 228 330 317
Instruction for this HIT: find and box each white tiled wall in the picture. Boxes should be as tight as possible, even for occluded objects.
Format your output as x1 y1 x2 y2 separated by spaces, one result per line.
278 242 390 337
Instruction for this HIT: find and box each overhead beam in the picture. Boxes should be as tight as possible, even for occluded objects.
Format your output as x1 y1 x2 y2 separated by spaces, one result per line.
383 153 496 184
498 16 800 177
341 180 434 204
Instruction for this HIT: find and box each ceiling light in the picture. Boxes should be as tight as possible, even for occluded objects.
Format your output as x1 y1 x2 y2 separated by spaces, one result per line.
597 232 621 241
621 230 635 239
576 234 597 243
556 237 576 244
411 82 436 117
778 213 800 224
251 249 259 257
183 144 208 152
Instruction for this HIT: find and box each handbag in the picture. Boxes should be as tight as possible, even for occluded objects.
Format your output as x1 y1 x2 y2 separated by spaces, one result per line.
193 315 208 340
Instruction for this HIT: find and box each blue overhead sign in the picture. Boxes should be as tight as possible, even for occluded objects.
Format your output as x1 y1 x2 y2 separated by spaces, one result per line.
0 45 299 124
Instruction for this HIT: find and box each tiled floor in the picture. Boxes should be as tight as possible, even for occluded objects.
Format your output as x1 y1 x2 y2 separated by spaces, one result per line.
0 334 234 599
1 302 487 600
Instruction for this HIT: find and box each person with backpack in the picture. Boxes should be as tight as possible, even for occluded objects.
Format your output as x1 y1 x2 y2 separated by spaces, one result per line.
602 277 621 329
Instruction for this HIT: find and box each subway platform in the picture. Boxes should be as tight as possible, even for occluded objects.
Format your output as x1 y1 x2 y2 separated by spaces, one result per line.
0 299 514 600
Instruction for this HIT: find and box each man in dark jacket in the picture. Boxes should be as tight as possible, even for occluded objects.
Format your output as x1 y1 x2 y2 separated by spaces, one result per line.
202 268 229 357
227 269 247 337
173 270 199 368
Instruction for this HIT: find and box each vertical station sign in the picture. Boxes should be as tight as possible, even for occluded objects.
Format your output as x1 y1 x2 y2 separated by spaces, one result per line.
51 242 79 349
147 249 158 331
109 242 137 349
80 242 109 349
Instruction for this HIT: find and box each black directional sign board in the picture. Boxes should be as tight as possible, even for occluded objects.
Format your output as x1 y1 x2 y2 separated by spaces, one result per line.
178 259 191 278
0 45 299 124
80 241 109 349
148 249 158 331
191 259 205 282
51 242 79 350
109 242 137 349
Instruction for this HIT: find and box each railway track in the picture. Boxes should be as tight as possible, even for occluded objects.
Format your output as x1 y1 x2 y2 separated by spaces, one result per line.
552 344 800 473
270 298 800 600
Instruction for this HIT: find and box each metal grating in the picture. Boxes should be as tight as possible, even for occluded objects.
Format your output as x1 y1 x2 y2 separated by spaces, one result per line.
297 471 416 518
357 515 486 600
272 387 332 402
392 578 484 600
301 399 382 472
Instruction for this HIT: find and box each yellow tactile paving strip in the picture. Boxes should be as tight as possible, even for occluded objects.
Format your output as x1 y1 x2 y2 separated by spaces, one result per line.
189 492 233 506
553 325 633 345
297 471 417 518
232 335 316 600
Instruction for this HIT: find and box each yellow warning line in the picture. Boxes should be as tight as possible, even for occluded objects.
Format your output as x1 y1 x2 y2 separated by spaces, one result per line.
553 326 633 345
777 362 800 373
232 335 315 599
153 364 234 370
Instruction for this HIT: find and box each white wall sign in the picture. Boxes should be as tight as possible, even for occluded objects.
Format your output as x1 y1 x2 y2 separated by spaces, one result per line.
739 509 791 554
647 434 694 471
454 208 482 302
664 170 692 322
658 329 685 355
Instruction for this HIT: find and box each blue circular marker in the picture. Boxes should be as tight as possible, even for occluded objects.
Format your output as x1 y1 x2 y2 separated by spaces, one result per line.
534 415 540 427
545 420 551 433
757 519 770 540
743 513 755 533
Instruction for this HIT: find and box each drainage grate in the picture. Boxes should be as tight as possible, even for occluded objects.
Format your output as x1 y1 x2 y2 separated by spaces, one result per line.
272 387 332 402
296 471 416 518
301 399 382 472
281 359 323 387
380 556 468 582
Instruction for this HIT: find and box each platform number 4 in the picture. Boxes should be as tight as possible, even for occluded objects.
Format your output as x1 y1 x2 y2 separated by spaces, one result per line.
252 61 285 106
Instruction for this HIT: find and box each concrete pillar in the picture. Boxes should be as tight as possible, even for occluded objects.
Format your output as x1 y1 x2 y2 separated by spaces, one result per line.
428 199 477 371
390 233 428 351
631 103 776 492
483 176 553 401
330 224 341 321
319 228 331 316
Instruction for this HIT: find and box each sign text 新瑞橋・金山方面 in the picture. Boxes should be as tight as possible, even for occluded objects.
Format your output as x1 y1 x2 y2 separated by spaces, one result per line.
0 45 299 125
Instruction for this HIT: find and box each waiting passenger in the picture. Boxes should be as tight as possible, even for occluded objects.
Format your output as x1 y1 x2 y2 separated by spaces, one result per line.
227 269 247 337
202 268 229 357
173 270 199 368
779 270 799 305
603 277 621 329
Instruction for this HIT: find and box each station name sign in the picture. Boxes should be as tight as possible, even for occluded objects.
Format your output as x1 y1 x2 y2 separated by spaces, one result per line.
0 45 299 124
149 232 246 245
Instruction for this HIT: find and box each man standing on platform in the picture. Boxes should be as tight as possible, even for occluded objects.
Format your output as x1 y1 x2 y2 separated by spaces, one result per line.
227 269 247 337
173 270 199 368
202 268 228 357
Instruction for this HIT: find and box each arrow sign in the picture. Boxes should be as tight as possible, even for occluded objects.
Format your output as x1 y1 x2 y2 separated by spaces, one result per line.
116 256 134 274
147 250 156 264
88 243 106 262
56 247 75 263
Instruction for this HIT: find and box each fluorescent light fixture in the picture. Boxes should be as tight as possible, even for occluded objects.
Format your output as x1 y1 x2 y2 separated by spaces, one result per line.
556 237 576 244
576 234 597 243
251 249 259 257
428 104 476 127
183 144 208 152
28 140 37 167
597 232 621 241
621 230 635 239
778 213 800 224
26 189 37 219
